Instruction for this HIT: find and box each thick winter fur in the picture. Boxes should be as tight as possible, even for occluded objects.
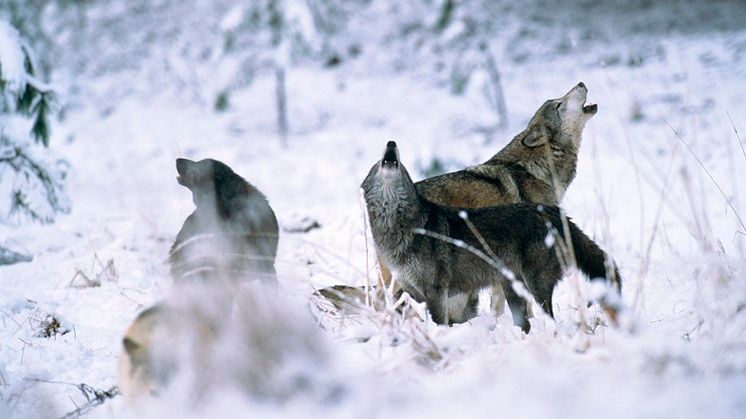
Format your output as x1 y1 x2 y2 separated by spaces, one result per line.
169 158 279 284
404 82 598 316
362 141 620 332
318 84 599 315
417 82 597 207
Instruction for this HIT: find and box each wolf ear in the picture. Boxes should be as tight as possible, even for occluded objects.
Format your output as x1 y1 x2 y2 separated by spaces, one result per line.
123 337 142 358
522 124 550 148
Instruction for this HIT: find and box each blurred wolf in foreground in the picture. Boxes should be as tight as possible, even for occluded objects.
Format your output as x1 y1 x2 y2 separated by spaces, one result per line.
321 83 600 317
361 141 620 331
117 283 334 403
169 158 279 285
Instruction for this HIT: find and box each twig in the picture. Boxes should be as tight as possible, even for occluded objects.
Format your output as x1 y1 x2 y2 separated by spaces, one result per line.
359 188 373 307
545 149 591 336
665 120 746 234
634 138 681 311
412 228 539 307
726 112 746 164
23 379 120 419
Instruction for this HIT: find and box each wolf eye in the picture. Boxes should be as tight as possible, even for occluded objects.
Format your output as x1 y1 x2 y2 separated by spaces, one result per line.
555 102 562 110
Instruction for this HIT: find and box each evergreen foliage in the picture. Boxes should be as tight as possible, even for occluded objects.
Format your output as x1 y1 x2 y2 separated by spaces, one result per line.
0 20 68 225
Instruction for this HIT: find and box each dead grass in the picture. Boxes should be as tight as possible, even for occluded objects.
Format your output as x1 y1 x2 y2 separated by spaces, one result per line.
69 253 117 289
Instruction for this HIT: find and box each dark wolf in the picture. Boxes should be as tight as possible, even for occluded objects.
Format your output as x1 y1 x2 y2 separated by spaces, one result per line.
169 158 279 284
362 141 620 332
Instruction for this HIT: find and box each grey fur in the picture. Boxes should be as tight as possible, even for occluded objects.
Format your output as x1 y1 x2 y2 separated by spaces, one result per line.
412 82 599 317
417 82 597 208
362 141 620 332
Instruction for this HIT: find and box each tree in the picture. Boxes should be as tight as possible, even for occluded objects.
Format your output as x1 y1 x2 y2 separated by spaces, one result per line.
349 0 510 132
218 0 366 147
0 20 69 230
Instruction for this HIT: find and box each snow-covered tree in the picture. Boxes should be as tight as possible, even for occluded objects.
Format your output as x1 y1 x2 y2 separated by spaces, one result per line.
217 0 353 147
362 0 509 130
0 20 69 226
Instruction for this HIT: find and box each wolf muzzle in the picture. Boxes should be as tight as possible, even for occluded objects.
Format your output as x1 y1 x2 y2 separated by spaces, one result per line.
572 82 598 115
382 141 399 169
175 158 195 186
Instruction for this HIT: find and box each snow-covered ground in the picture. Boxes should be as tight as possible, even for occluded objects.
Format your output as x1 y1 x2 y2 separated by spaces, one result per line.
2 11 746 418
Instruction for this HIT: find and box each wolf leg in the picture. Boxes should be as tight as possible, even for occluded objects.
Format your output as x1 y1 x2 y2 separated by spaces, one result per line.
504 282 530 333
490 283 506 316
523 253 561 318
464 292 479 320
376 257 402 301
445 291 478 324
377 258 393 288
424 287 448 325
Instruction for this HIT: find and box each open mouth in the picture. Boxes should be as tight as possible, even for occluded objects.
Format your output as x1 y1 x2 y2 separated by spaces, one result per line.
381 141 399 169
583 103 598 114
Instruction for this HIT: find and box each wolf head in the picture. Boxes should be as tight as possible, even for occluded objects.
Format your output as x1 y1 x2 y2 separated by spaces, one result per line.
176 158 247 216
361 141 417 200
519 82 597 149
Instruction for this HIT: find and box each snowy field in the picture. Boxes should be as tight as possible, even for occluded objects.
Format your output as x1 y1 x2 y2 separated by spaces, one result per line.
2 3 746 418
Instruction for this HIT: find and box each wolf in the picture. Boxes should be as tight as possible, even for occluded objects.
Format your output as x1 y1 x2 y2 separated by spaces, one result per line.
320 83 598 317
417 81 597 207
169 158 279 284
118 304 183 398
118 283 331 401
377 82 599 316
361 141 620 331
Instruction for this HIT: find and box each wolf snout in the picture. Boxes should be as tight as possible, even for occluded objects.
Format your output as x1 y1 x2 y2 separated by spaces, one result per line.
175 158 194 174
175 158 195 185
571 82 588 97
382 141 399 168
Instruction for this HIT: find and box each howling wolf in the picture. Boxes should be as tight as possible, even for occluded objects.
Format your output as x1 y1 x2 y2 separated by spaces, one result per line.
169 158 279 284
417 82 597 207
377 82 599 317
361 141 620 331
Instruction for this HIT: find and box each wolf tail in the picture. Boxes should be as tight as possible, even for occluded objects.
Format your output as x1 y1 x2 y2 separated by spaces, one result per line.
567 221 622 293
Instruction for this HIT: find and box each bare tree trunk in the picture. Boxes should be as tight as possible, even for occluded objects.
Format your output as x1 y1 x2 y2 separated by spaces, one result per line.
275 66 289 148
482 44 508 130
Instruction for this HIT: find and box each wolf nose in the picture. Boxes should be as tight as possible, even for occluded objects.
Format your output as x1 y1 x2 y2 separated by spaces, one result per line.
577 82 586 89
386 140 397 149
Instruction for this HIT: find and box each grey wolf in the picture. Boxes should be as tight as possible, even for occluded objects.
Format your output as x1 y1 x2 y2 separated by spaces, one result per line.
391 82 599 316
169 158 279 284
361 141 620 332
417 81 597 207
322 83 600 317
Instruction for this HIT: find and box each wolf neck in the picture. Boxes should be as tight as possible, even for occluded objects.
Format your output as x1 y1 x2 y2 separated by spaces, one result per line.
490 134 580 202
365 179 427 266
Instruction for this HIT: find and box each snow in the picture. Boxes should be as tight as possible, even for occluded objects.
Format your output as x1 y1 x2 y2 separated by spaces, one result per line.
2 4 746 419
219 5 245 32
0 20 26 92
